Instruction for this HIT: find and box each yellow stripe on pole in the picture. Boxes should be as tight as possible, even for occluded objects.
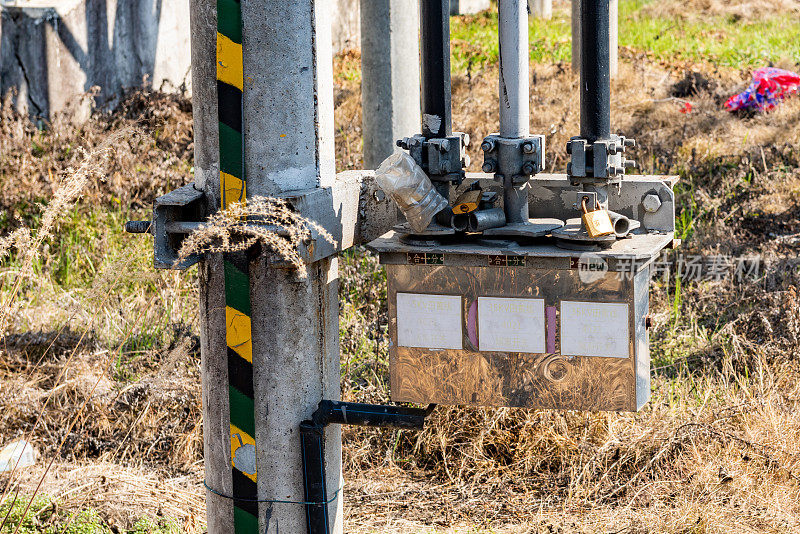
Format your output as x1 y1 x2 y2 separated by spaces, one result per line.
217 32 244 90
226 306 253 363
221 171 246 210
230 424 257 483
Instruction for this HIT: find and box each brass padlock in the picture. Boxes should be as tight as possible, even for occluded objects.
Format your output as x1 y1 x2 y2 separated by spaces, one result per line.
580 197 614 238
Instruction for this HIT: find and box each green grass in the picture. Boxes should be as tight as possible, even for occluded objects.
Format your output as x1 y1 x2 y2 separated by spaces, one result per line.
0 497 180 534
448 0 800 75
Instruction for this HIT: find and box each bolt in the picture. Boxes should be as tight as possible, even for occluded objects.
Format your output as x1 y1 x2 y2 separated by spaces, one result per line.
439 140 450 153
396 139 406 149
645 316 653 329
522 161 536 175
462 133 470 147
522 141 535 154
624 138 636 148
481 139 494 152
482 159 496 173
642 193 662 213
373 189 386 202
462 154 471 168
624 159 637 169
566 141 572 154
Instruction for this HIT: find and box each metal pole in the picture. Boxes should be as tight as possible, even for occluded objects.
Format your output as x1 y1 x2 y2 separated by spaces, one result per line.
572 0 618 78
420 0 452 138
579 0 611 143
360 0 421 169
194 0 343 532
498 0 529 139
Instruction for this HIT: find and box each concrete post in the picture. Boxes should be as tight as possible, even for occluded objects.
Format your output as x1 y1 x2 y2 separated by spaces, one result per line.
360 0 421 169
571 0 618 77
528 0 552 19
450 0 491 15
193 0 342 533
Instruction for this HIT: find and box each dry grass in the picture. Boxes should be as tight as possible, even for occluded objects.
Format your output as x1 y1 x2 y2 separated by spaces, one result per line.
177 196 335 275
641 0 800 20
0 21 798 534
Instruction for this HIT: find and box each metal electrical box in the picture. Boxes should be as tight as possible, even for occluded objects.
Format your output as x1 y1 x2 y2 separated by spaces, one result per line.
369 174 677 412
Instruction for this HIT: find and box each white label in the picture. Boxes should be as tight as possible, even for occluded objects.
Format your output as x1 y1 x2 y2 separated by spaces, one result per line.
396 293 462 350
560 301 629 358
478 297 545 353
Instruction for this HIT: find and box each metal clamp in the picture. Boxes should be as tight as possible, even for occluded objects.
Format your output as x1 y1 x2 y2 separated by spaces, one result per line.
397 132 470 182
566 134 636 183
480 134 545 184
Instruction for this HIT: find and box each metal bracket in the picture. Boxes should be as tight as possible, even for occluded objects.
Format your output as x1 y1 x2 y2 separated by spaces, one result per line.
480 134 545 184
130 171 398 270
152 183 205 270
567 134 636 183
397 132 469 182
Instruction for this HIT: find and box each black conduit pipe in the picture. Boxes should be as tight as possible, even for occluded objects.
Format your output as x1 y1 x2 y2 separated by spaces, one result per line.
580 0 611 143
300 401 432 534
420 0 452 138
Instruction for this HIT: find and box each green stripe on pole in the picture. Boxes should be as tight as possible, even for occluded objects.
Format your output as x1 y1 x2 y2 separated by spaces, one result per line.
229 385 256 439
217 0 243 43
224 260 251 315
219 122 243 179
233 507 258 533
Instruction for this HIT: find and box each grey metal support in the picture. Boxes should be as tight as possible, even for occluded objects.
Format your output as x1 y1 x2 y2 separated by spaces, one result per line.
192 1 343 532
360 0 421 169
498 0 529 139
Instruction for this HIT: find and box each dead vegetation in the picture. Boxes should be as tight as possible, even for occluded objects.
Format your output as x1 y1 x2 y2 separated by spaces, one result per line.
0 18 798 534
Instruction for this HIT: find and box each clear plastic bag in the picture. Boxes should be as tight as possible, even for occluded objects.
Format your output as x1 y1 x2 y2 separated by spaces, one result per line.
375 152 449 234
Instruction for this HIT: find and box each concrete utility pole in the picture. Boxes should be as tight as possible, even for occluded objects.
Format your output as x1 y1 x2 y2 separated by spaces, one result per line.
571 0 618 77
192 0 342 532
360 0 421 169
528 0 553 19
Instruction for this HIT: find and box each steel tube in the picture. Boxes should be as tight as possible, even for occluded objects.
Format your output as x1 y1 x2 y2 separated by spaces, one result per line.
420 0 452 138
580 0 611 142
313 400 428 430
498 0 529 138
468 207 507 232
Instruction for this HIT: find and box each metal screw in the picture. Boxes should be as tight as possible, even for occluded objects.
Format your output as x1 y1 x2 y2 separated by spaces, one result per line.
481 139 494 152
521 161 535 175
624 138 636 148
642 193 662 213
461 154 471 168
522 141 535 154
462 133 470 147
624 159 637 169
482 160 496 173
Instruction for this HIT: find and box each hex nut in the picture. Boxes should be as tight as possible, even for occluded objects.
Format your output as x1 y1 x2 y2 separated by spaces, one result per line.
522 141 535 154
642 193 662 213
482 160 496 173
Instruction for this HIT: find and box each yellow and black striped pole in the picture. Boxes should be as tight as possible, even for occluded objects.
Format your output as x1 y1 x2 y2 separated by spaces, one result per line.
216 0 258 531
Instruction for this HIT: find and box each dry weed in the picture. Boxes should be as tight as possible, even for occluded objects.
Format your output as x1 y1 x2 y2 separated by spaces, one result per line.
177 196 336 275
